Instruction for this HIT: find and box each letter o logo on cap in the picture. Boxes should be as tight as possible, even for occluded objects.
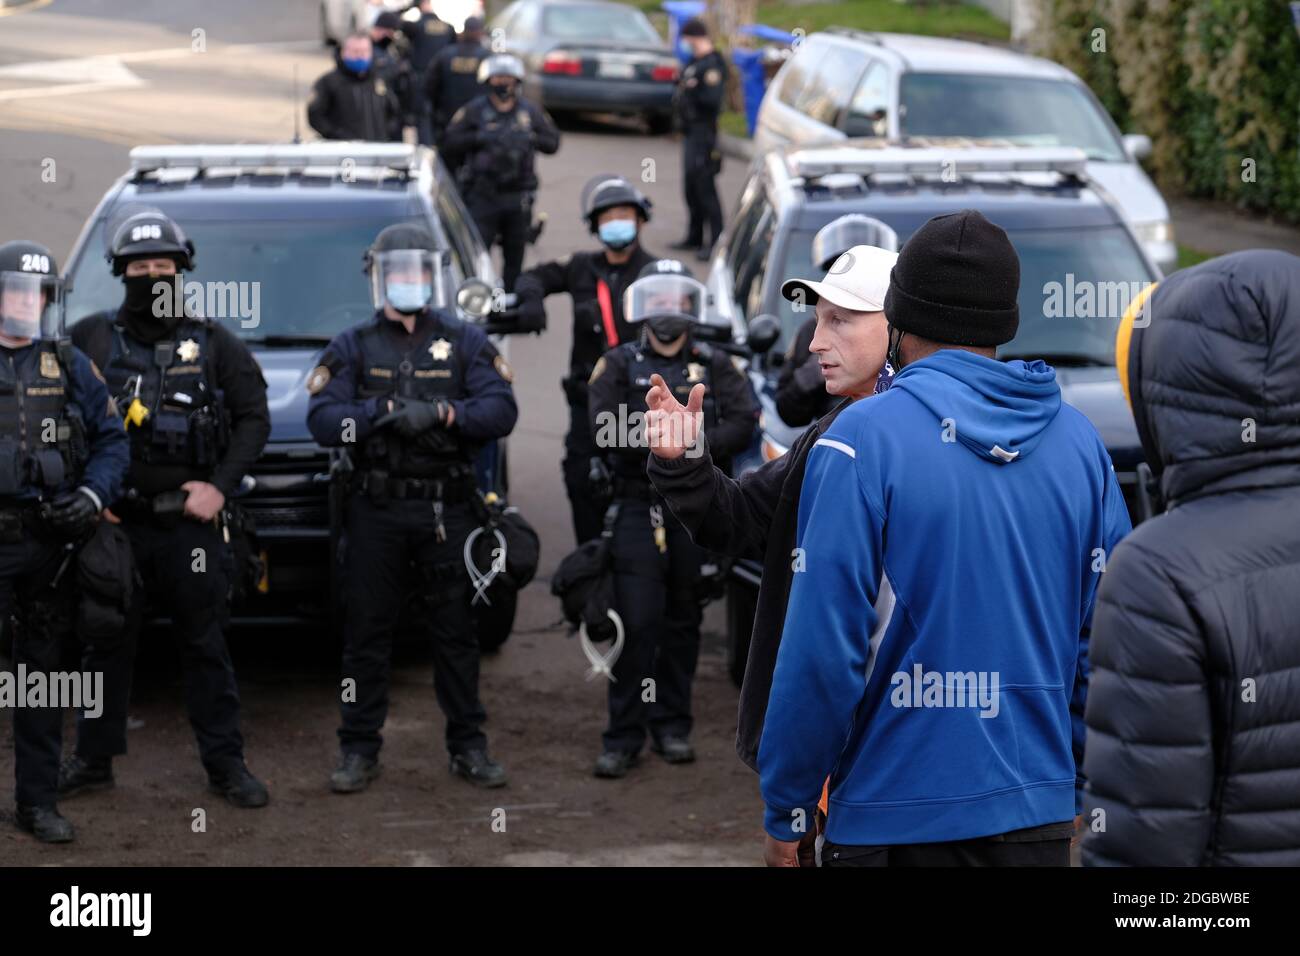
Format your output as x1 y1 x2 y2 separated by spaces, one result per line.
829 252 855 275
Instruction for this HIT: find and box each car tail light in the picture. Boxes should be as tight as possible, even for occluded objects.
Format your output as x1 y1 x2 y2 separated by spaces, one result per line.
651 61 679 82
543 51 583 76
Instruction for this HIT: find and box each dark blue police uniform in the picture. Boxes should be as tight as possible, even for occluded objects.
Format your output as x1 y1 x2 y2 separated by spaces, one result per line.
1 339 128 809
307 308 517 761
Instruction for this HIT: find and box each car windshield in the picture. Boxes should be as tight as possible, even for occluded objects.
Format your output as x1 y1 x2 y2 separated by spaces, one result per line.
542 5 660 42
65 216 433 343
899 73 1126 162
774 223 1153 367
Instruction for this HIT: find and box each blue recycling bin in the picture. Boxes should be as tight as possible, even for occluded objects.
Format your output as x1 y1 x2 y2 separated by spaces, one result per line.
662 0 707 64
734 24 796 136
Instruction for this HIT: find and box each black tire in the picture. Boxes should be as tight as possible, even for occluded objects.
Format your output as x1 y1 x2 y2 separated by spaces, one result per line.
646 113 674 136
725 578 757 689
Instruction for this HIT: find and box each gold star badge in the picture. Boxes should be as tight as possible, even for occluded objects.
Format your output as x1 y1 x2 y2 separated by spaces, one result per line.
177 338 200 362
686 362 705 383
429 338 452 361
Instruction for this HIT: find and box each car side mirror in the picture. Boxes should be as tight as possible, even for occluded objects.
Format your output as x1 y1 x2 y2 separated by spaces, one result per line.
1122 133 1152 161
746 313 780 355
456 278 494 320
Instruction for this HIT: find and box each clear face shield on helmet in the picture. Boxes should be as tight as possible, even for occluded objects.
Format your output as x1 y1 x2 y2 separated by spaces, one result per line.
623 273 707 342
0 270 63 342
369 249 445 315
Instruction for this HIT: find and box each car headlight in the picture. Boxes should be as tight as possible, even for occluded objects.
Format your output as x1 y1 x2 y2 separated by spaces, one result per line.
1132 220 1174 246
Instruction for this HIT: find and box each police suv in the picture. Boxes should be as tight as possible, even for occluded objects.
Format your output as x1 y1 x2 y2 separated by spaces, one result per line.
62 142 515 627
708 139 1160 685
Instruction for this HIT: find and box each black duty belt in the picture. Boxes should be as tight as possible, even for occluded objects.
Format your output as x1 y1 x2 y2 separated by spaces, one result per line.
115 488 190 519
356 471 475 503
0 501 49 543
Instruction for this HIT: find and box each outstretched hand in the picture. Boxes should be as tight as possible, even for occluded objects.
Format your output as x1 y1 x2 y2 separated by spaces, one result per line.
644 372 705 461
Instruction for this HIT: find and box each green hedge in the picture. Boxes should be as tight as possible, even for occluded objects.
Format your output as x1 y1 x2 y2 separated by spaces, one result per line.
1036 0 1300 223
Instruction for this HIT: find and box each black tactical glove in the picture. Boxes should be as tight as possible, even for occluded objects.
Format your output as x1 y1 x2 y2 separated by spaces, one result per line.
516 294 546 334
48 489 99 538
376 398 453 438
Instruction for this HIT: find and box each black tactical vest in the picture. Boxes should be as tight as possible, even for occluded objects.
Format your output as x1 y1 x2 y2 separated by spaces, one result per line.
0 341 87 500
355 317 473 478
100 319 227 493
608 340 719 480
466 101 536 194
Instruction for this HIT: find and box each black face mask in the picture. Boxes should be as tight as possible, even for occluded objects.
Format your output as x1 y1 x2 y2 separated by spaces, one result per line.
648 317 691 343
489 82 515 100
122 274 183 342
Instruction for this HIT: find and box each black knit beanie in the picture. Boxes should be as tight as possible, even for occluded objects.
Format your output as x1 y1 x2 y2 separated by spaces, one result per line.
883 209 1020 347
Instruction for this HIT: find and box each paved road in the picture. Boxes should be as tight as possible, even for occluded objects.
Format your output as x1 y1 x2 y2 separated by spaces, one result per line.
0 0 762 865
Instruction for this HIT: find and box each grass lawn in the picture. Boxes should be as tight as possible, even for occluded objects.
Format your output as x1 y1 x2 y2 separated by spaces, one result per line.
630 0 1008 42
1176 245 1213 271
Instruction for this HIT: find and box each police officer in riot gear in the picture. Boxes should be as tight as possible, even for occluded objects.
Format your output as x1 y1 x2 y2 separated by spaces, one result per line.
60 211 272 810
0 240 129 843
370 12 417 133
514 175 656 544
585 259 756 777
776 215 900 427
308 31 404 142
400 0 456 145
307 224 517 792
425 16 487 148
669 18 728 261
441 54 560 292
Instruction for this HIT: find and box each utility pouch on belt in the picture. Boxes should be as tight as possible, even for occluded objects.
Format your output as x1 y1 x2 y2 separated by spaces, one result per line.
76 520 139 641
0 440 26 496
550 504 619 643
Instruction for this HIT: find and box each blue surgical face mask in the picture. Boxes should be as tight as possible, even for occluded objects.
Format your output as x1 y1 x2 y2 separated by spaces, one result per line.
342 56 372 75
598 219 638 250
386 282 431 314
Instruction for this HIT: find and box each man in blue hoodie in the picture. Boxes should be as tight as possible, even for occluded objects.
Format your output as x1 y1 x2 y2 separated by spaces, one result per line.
759 210 1132 866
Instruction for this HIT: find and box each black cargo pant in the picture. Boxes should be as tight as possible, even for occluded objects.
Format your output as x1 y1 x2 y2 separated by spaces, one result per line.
602 496 704 754
822 820 1075 867
77 514 246 777
1 522 75 808
339 493 486 760
562 395 603 545
468 189 531 293
682 126 722 249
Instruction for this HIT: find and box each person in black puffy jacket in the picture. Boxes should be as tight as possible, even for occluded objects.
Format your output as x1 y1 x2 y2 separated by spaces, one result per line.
1083 249 1300 866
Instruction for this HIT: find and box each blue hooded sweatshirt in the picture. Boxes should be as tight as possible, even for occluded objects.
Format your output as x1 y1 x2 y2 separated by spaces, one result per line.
759 350 1131 846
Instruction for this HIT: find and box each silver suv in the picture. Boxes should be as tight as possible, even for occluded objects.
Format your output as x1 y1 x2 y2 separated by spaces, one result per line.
753 28 1176 275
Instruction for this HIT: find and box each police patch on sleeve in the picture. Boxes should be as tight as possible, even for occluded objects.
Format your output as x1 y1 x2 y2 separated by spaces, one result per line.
704 68 722 86
493 354 514 383
588 356 607 385
306 365 332 395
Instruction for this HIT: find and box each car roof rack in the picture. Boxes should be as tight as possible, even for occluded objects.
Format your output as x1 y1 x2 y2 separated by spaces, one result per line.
127 143 430 183
780 139 1088 187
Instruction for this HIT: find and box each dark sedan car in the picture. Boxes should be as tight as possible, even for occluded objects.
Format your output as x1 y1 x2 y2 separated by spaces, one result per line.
492 0 679 132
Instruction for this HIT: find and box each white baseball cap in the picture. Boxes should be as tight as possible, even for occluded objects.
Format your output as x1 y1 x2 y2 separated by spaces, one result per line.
780 244 898 313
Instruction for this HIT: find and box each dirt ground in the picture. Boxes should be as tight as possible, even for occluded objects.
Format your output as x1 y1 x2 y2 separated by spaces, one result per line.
0 588 764 867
